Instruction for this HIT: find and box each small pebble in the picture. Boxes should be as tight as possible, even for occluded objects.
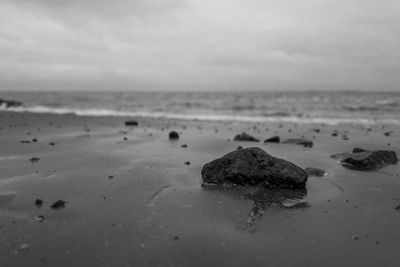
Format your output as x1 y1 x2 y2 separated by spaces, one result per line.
34 215 45 222
169 131 179 140
20 243 30 250
35 199 43 207
51 200 67 209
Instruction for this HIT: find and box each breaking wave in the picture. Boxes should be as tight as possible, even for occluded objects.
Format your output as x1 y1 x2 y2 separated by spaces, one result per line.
1 104 399 126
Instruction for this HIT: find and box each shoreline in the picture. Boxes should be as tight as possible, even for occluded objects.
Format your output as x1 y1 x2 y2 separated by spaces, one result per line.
0 110 400 266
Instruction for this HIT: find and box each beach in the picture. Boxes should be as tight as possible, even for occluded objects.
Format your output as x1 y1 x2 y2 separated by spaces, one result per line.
0 110 400 266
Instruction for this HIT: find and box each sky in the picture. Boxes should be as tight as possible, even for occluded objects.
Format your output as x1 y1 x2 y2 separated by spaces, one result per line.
0 0 399 91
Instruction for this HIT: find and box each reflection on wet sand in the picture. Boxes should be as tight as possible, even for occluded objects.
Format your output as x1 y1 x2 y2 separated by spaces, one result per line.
203 185 308 232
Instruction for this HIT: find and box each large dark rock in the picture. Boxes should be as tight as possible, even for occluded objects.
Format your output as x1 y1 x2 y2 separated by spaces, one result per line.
0 98 23 108
331 148 398 171
264 136 280 143
234 132 259 142
201 147 308 189
282 138 313 148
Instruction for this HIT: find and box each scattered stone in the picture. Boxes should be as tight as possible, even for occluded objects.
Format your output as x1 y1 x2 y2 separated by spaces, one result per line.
49 142 56 146
108 175 114 179
181 144 188 148
201 147 308 189
19 243 30 251
184 161 191 165
173 236 179 240
263 136 280 143
395 205 400 211
233 132 259 142
169 131 179 140
34 215 45 222
29 157 40 163
51 200 67 209
125 120 139 126
282 138 313 148
305 167 327 177
21 140 31 144
237 146 243 150
331 149 398 171
32 138 38 142
35 199 43 207
352 235 359 241
384 132 391 136
331 132 338 137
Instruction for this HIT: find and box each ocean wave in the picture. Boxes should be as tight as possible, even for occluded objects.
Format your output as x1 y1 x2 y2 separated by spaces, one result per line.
1 104 399 126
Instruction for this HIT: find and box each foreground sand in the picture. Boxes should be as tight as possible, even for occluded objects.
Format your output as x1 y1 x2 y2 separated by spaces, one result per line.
0 111 400 267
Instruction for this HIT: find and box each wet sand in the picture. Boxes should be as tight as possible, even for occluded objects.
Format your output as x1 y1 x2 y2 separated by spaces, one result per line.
0 111 400 266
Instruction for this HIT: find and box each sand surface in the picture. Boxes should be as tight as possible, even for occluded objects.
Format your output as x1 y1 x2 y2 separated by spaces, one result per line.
1 111 400 266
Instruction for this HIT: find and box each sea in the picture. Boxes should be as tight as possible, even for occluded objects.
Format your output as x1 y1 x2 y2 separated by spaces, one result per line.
1 91 400 125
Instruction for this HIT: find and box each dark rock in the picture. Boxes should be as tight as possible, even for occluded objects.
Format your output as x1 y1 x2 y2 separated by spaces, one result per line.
201 147 307 189
233 132 259 142
384 132 391 136
169 131 179 140
331 149 398 171
0 98 23 108
331 132 338 137
125 120 139 126
395 205 400 211
29 157 40 163
305 167 326 177
21 140 31 144
237 146 243 150
51 200 67 209
184 161 191 165
35 199 43 207
282 138 313 148
181 144 188 148
108 175 114 179
263 136 280 143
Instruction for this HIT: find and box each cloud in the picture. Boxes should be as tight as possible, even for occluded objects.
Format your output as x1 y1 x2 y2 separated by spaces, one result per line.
0 0 400 91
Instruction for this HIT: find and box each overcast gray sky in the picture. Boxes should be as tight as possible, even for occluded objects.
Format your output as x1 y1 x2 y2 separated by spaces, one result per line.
0 0 399 91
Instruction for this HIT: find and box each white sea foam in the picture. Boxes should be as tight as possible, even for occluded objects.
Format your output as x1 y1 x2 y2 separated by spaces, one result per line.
1 105 399 126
